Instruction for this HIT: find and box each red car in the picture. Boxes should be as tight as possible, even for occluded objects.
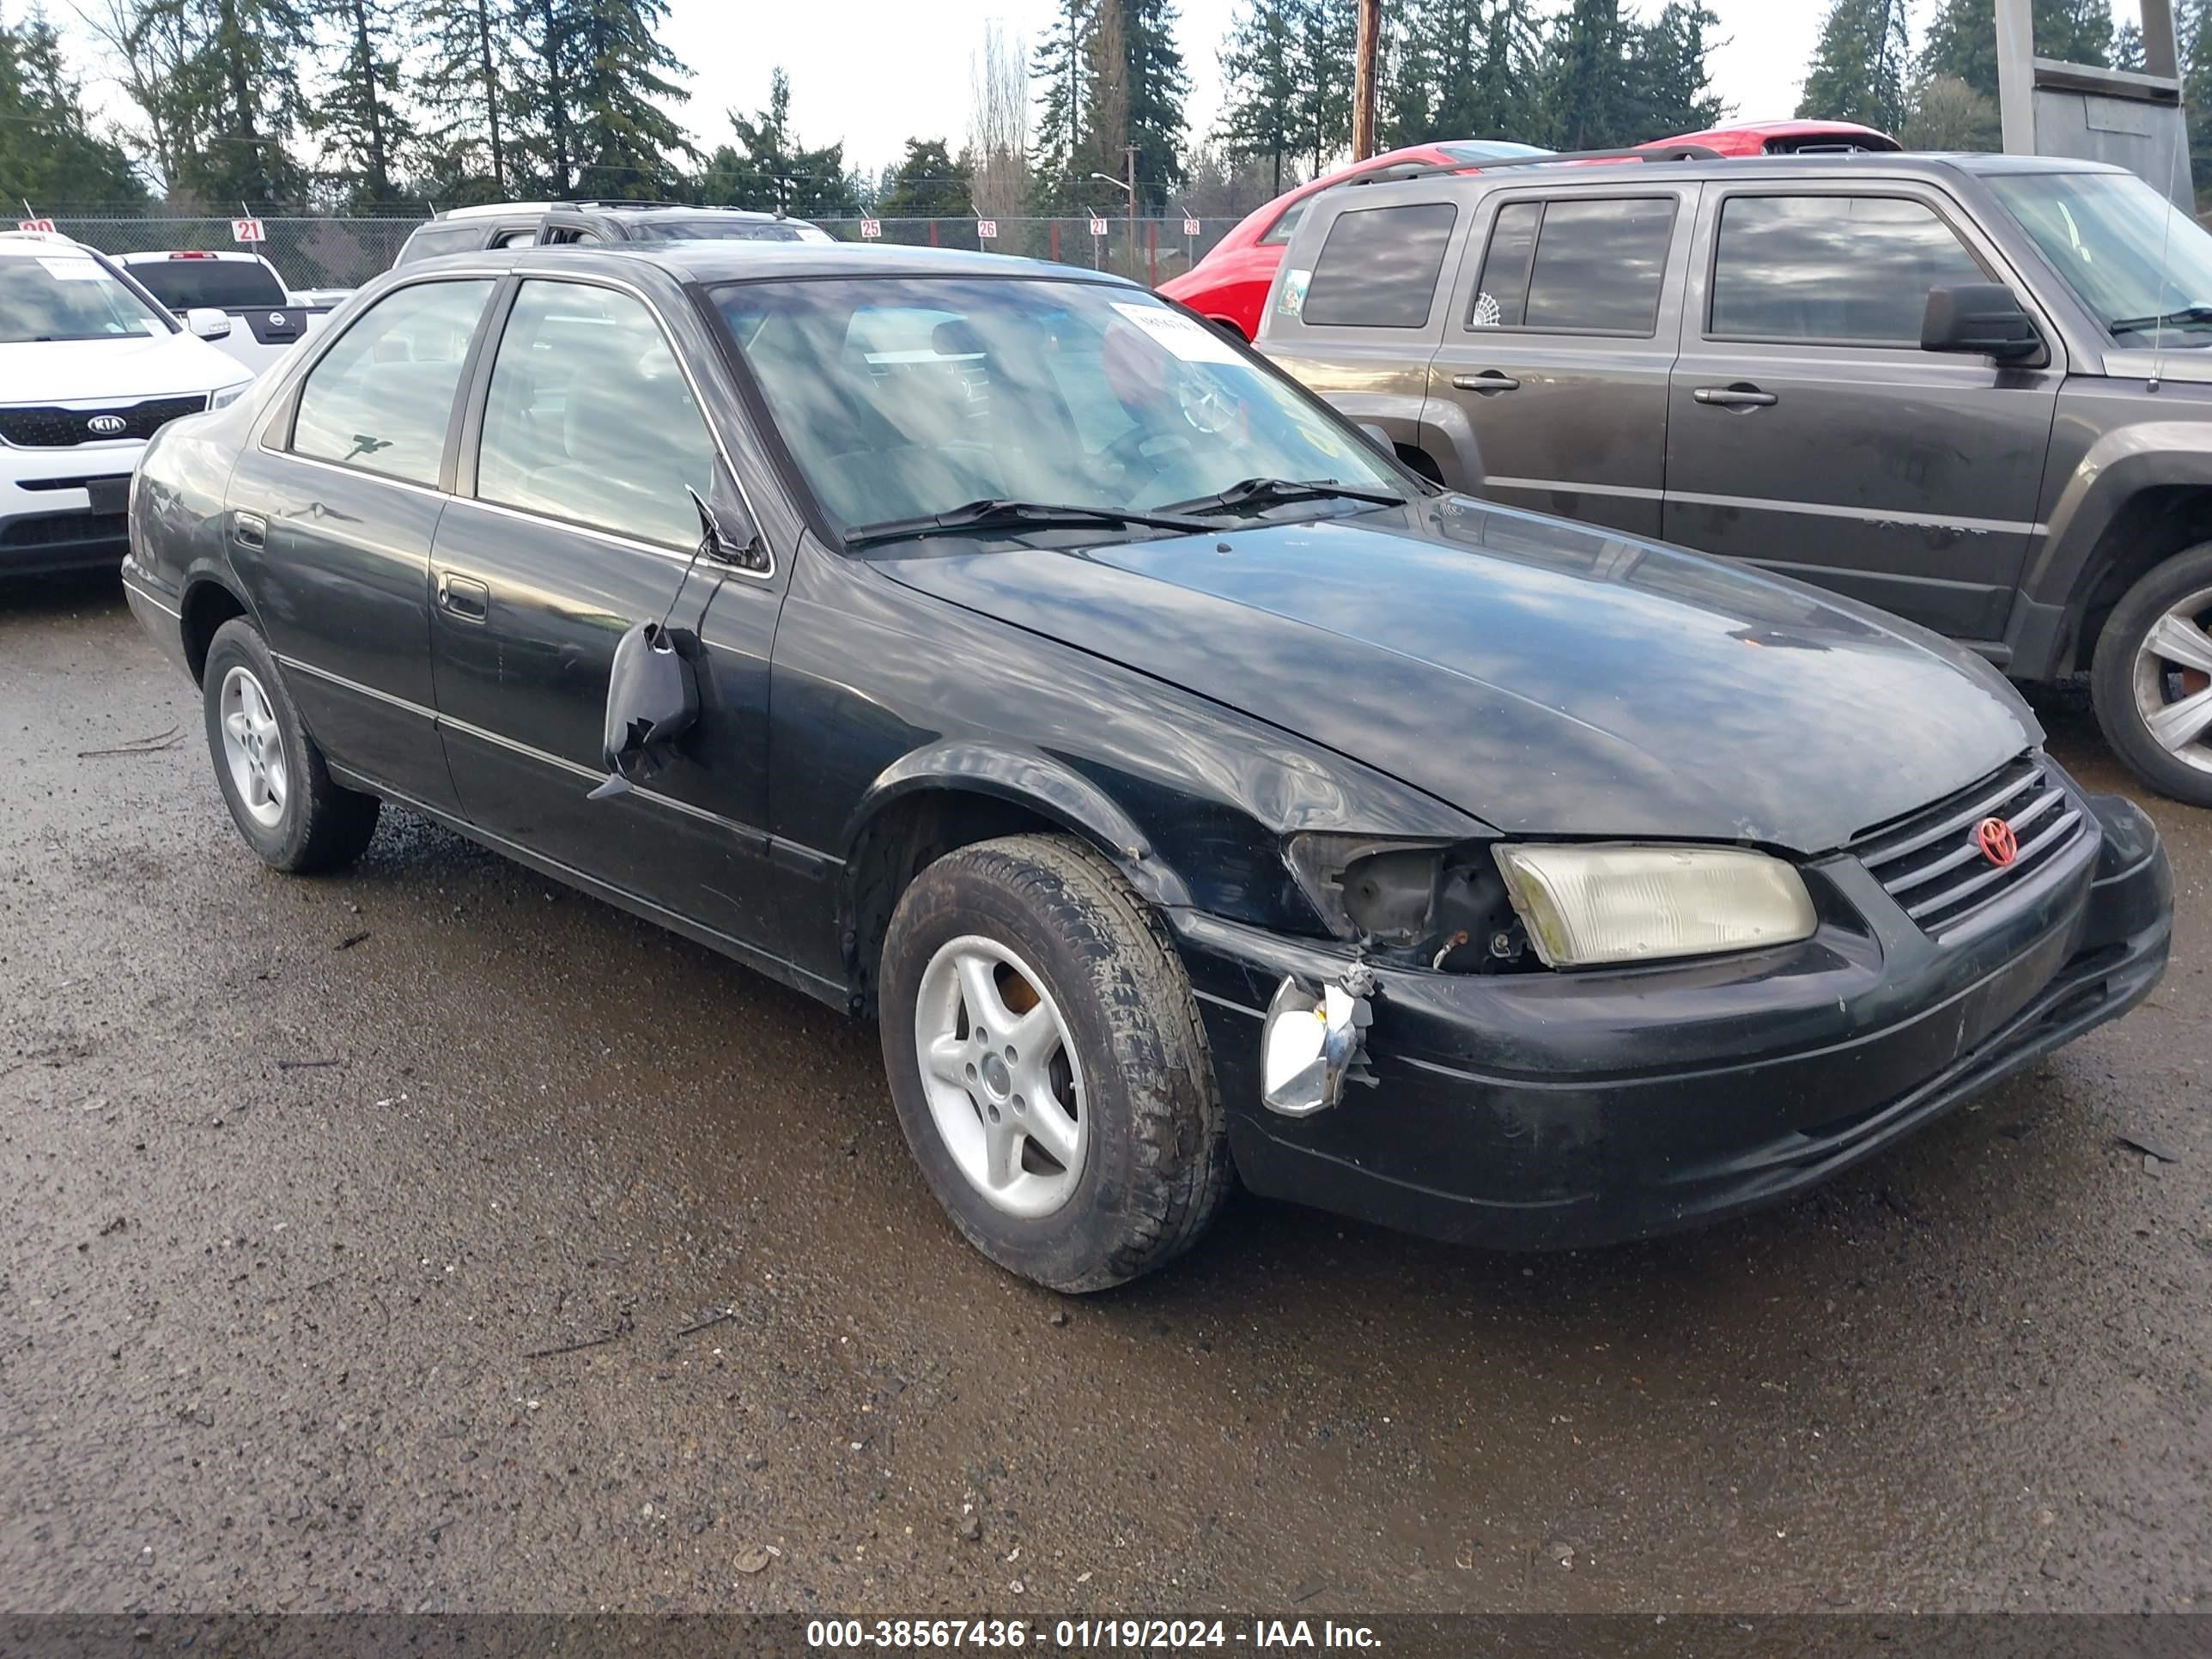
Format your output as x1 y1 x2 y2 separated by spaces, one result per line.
1161 122 1899 342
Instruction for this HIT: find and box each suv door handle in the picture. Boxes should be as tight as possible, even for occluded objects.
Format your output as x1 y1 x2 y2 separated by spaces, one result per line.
436 571 490 623
1693 385 1779 410
1453 372 1521 395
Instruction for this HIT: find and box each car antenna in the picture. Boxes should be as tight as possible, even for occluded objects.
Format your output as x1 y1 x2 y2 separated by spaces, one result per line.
2148 136 2187 395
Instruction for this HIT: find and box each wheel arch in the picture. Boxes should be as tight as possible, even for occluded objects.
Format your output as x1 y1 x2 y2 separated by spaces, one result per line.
2027 430 2212 672
179 573 252 684
837 742 1194 1013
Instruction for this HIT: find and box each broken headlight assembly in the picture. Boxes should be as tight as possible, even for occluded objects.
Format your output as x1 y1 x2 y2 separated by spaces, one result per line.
1285 832 1536 972
1492 843 1817 969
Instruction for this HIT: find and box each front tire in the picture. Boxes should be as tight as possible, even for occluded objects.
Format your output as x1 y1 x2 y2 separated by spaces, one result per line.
202 618 380 872
2091 544 2212 807
878 834 1231 1292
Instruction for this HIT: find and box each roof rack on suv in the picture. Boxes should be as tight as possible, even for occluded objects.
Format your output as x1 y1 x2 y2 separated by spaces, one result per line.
1342 142 1725 188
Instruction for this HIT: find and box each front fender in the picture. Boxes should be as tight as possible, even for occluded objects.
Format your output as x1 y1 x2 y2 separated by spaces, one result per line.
844 740 1194 910
2025 421 2212 605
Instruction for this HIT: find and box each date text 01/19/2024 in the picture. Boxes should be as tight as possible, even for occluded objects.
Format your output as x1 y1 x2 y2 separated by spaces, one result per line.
803 1620 1382 1650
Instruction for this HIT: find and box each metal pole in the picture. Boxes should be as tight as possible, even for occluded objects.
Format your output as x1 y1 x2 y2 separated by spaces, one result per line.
1352 0 1381 161
1125 144 1138 283
1995 0 2035 157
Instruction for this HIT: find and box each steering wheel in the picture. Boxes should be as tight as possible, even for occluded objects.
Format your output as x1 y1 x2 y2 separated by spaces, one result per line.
1102 425 1194 484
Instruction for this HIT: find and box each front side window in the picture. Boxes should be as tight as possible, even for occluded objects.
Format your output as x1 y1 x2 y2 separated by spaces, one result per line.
1303 202 1459 328
0 251 169 343
398 223 483 264
291 278 492 485
1710 194 1987 345
475 281 720 550
714 276 1399 532
1471 197 1676 334
1989 169 2212 347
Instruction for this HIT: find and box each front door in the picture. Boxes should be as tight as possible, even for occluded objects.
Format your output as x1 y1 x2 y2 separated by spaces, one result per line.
428 275 787 951
1663 187 2063 643
226 275 498 813
1427 186 1697 537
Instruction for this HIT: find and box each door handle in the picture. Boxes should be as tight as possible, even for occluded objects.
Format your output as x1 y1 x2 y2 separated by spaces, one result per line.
233 511 265 550
436 571 490 622
1453 372 1522 395
1693 385 1779 410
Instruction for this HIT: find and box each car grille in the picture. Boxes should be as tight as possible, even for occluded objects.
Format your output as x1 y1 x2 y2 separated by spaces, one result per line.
0 510 126 550
1852 756 2086 934
0 395 208 447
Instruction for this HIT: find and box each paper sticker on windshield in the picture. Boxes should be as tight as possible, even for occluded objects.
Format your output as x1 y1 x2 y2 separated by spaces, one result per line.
1109 302 1242 364
39 256 105 281
1279 267 1311 319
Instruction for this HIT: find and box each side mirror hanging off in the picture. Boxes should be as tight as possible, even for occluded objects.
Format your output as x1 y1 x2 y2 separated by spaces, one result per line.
587 621 699 799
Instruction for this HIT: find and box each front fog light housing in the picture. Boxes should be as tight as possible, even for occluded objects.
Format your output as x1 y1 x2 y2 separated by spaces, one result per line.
1492 843 1816 969
1261 969 1376 1117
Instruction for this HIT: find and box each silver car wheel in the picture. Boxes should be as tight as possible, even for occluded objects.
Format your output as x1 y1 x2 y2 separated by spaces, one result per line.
218 665 288 829
2130 583 2212 775
913 934 1087 1219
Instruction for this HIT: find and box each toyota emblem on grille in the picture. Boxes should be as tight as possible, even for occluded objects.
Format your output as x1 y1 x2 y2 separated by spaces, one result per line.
1975 816 2019 868
87 415 128 436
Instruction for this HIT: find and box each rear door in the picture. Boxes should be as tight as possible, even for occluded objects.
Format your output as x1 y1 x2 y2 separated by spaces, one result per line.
1426 185 1697 537
225 274 499 812
1662 185 2063 642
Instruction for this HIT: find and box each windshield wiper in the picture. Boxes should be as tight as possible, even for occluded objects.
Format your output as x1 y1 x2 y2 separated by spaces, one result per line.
843 498 1215 549
1165 477 1406 518
2108 304 2212 337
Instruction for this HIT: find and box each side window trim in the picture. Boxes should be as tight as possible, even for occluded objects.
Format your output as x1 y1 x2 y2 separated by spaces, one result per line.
1461 190 1684 339
266 272 505 493
1699 187 1996 349
449 270 775 580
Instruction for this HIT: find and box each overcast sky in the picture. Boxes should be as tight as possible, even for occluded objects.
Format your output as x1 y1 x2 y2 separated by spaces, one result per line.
67 0 2151 179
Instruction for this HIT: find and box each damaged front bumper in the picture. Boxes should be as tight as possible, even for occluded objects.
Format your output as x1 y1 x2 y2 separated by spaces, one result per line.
1171 791 2172 1251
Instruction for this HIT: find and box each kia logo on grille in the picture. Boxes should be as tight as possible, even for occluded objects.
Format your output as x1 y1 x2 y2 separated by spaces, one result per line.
1975 816 2019 868
86 415 128 436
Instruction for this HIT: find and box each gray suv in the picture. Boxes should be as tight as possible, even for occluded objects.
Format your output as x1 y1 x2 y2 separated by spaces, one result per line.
1260 151 2212 806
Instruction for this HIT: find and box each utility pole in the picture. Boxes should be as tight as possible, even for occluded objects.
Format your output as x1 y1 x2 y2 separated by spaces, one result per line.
1125 143 1138 282
1352 0 1381 161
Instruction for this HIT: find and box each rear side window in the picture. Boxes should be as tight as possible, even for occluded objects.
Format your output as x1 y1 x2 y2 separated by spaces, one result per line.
1259 200 1309 247
291 279 493 485
1710 194 1988 345
1302 203 1458 329
1471 197 1676 334
398 223 484 264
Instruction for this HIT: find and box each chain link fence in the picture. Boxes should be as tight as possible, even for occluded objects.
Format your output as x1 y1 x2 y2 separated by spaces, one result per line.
46 214 1249 293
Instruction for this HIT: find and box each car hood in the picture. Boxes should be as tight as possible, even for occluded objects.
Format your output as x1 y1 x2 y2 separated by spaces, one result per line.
0 331 247 403
871 498 2041 855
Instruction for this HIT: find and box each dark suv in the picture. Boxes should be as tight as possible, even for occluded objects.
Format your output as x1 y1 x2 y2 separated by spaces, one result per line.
1261 152 2212 806
395 201 834 265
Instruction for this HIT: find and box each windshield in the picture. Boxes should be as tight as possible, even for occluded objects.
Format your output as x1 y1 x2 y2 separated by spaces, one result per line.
1990 170 2212 346
0 252 170 343
127 257 286 309
1437 141 1553 164
712 276 1400 533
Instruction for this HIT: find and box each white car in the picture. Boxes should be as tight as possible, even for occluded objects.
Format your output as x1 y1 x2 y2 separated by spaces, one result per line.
114 250 337 377
1 232 252 577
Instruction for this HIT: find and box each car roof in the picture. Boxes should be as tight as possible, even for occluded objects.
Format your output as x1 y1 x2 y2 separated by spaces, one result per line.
434 201 802 225
1328 149 2134 195
404 241 1135 286
0 229 90 257
116 249 271 262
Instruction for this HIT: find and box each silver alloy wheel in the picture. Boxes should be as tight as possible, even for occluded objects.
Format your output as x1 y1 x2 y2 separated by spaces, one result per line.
2130 583 2212 776
913 934 1087 1218
218 665 288 829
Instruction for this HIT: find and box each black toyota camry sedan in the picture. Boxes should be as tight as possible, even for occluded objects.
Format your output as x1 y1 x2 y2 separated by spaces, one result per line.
122 243 2172 1291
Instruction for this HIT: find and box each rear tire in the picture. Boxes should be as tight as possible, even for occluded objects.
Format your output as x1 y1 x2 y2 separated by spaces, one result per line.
878 834 1231 1292
2090 544 2212 808
202 618 380 872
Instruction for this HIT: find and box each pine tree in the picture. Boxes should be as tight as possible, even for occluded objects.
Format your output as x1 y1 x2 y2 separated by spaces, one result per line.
307 0 412 206
1220 0 1298 193
1631 2 1727 137
1376 6 1434 150
1541 0 1635 150
1029 0 1088 208
877 137 971 216
508 0 575 193
1123 0 1188 206
416 0 511 198
1796 0 1911 133
718 68 856 216
563 0 691 198
1289 0 1354 173
135 0 311 205
0 5 148 206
